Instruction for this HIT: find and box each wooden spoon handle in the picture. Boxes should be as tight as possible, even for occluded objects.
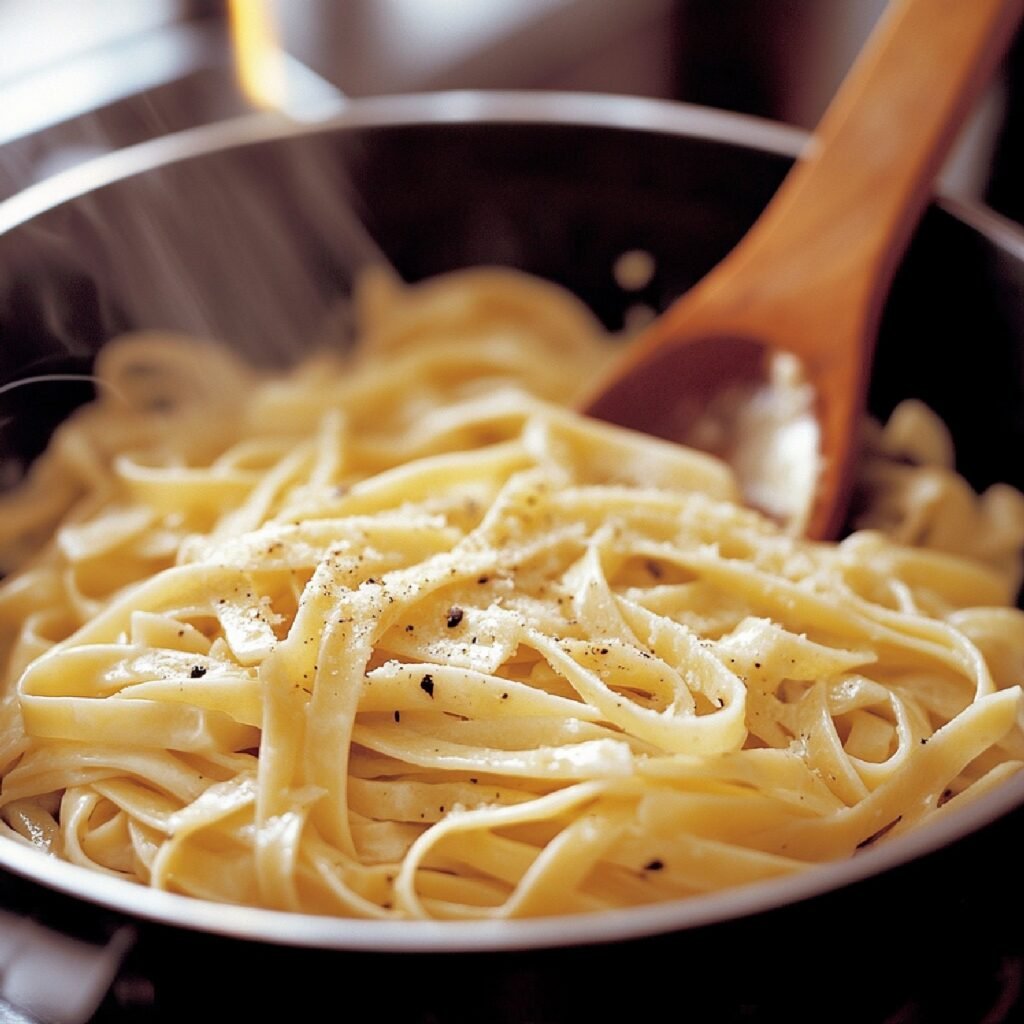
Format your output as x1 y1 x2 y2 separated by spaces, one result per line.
716 0 1022 338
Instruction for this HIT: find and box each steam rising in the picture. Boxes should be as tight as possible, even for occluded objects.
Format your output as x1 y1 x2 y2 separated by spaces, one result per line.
0 112 397 484
0 122 394 363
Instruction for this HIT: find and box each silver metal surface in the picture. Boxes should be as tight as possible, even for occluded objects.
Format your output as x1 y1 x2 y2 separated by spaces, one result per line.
0 910 133 1023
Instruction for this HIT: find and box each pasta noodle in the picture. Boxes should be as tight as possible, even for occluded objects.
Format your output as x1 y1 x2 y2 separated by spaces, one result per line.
1 266 1023 920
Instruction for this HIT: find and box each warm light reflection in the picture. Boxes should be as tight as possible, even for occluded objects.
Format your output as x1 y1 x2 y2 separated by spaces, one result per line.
227 0 286 111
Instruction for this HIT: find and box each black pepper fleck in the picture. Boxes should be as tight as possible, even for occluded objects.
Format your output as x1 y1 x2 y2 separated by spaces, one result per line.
420 674 435 698
446 606 464 628
189 666 207 679
856 816 903 850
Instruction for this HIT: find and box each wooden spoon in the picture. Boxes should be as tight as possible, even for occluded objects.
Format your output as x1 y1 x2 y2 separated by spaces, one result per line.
583 0 1023 539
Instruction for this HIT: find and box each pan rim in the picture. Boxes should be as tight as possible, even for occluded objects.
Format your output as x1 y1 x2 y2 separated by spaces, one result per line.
3 89 1022 253
0 90 807 237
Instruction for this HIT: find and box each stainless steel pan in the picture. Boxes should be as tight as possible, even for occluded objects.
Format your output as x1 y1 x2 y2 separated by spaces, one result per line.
1 93 1023 1023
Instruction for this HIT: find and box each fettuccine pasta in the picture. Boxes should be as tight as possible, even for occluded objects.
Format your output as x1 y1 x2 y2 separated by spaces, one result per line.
1 267 1022 919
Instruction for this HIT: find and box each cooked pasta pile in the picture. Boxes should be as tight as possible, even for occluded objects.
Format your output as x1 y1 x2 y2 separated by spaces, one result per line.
1 268 1023 919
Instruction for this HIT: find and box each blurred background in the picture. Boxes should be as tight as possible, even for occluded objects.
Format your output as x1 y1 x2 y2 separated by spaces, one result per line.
1 0 1021 221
